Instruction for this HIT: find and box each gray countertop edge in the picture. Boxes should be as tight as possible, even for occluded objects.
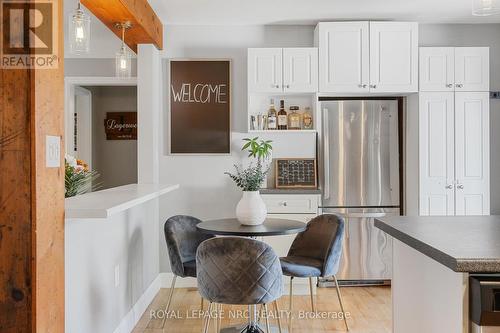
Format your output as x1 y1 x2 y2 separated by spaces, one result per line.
374 219 464 272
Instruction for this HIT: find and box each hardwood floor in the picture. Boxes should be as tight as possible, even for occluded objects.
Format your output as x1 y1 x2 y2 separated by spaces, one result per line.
133 286 391 333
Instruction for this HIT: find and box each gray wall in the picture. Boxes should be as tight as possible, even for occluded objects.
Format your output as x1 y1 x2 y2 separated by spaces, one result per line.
83 86 138 190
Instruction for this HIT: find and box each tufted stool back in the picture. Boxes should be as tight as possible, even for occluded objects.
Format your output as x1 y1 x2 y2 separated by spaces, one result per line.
196 237 283 305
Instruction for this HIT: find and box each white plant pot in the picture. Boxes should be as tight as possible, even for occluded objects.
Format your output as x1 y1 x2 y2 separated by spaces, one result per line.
236 191 267 226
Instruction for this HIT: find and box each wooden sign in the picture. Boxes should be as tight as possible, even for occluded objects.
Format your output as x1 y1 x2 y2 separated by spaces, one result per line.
275 159 318 189
104 112 137 140
169 59 231 154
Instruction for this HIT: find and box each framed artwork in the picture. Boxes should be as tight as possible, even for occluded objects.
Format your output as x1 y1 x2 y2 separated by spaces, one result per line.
169 59 231 154
104 112 137 140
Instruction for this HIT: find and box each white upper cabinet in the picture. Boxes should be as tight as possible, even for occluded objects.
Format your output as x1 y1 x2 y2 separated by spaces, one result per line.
283 48 318 93
248 48 318 93
454 92 490 215
315 22 369 93
419 47 455 92
419 92 455 216
315 21 418 93
248 48 283 93
455 47 489 92
369 22 418 93
419 47 489 92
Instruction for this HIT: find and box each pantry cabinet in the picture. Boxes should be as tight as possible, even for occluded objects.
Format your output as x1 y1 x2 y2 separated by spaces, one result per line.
419 92 490 216
315 21 418 93
419 47 489 92
248 48 318 93
420 47 490 91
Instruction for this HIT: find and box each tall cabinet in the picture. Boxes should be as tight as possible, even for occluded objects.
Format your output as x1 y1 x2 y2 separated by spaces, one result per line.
419 47 490 216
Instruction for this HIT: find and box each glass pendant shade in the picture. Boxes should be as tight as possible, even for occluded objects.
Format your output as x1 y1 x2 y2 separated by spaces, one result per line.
473 0 500 15
115 46 131 78
69 5 90 54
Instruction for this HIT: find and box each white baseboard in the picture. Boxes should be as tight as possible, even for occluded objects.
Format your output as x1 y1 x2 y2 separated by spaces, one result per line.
112 275 162 333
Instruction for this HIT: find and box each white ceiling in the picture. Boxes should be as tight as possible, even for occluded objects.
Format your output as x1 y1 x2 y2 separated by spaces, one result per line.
147 0 500 25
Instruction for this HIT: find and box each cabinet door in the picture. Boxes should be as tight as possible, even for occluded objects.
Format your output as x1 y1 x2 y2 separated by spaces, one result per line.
455 92 490 215
419 47 455 92
263 214 315 257
316 22 369 93
369 22 418 93
283 48 318 93
419 92 455 216
454 47 489 92
247 48 283 93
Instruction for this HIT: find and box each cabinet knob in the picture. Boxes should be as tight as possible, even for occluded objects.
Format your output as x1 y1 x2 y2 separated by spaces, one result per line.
445 184 453 189
285 84 290 89
280 201 288 207
446 84 453 88
272 84 280 88
456 84 464 88
363 84 367 88
370 84 377 89
358 84 368 88
457 184 464 189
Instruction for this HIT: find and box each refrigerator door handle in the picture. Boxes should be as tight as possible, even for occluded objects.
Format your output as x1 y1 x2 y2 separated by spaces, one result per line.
323 108 330 200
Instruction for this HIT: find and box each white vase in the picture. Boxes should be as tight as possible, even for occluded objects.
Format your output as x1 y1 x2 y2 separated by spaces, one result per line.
236 191 267 226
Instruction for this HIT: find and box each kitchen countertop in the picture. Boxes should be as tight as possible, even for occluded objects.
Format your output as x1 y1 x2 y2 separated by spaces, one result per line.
65 183 179 219
259 188 322 195
375 216 500 273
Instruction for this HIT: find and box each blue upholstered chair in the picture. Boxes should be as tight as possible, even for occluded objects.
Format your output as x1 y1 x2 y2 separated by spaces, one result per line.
163 215 214 327
196 237 284 333
280 214 349 331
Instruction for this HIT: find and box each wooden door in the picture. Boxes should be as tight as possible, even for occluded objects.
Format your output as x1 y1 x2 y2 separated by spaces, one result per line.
419 92 455 216
283 48 318 93
455 92 490 215
369 22 418 93
316 22 369 93
247 48 283 93
454 47 489 92
419 47 455 92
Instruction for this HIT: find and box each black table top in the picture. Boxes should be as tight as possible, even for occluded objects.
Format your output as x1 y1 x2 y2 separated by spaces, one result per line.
375 215 500 273
197 218 306 237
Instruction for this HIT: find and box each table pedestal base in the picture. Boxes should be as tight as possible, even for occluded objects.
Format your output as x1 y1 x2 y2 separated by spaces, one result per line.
220 323 286 333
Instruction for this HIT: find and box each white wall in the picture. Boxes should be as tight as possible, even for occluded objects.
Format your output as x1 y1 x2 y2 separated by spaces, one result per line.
65 200 159 333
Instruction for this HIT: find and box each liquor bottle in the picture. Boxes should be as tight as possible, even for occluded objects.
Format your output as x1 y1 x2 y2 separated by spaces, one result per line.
288 106 301 130
303 107 313 129
277 99 288 130
267 99 277 130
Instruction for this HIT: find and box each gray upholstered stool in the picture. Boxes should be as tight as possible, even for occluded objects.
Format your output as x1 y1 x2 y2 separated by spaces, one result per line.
163 215 214 327
280 214 349 331
196 237 284 333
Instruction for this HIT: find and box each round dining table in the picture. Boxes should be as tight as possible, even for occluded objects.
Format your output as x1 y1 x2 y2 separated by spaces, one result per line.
197 217 306 333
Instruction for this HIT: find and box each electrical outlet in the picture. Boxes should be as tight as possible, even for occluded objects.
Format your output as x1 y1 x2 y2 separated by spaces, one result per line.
46 135 60 168
490 91 500 99
114 265 120 287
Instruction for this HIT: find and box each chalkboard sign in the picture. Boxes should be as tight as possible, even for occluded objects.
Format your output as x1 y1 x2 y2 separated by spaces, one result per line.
169 60 231 154
275 159 317 189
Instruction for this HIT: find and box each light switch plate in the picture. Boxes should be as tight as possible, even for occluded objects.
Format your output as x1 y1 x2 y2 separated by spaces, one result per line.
46 135 61 168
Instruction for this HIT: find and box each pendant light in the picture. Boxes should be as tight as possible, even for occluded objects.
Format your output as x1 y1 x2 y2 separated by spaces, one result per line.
473 0 500 16
115 22 132 78
69 2 90 55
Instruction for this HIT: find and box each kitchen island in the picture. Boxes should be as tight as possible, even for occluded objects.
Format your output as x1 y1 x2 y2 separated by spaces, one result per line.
375 216 500 333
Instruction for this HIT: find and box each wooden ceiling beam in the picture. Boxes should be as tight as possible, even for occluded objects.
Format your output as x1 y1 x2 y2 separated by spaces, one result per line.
80 0 163 53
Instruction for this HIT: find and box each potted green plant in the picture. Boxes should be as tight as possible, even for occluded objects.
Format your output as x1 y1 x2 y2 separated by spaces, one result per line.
225 137 272 225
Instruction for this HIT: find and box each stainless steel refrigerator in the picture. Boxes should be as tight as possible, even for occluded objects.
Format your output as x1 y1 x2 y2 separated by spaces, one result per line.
320 99 401 285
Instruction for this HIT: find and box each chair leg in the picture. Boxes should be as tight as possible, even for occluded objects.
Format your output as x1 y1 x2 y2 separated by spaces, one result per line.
288 276 294 333
201 296 204 311
273 300 282 333
308 277 316 313
203 302 213 333
263 304 271 333
160 275 177 328
333 275 349 331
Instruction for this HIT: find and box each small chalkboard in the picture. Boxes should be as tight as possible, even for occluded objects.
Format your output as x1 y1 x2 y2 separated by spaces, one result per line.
275 159 317 189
